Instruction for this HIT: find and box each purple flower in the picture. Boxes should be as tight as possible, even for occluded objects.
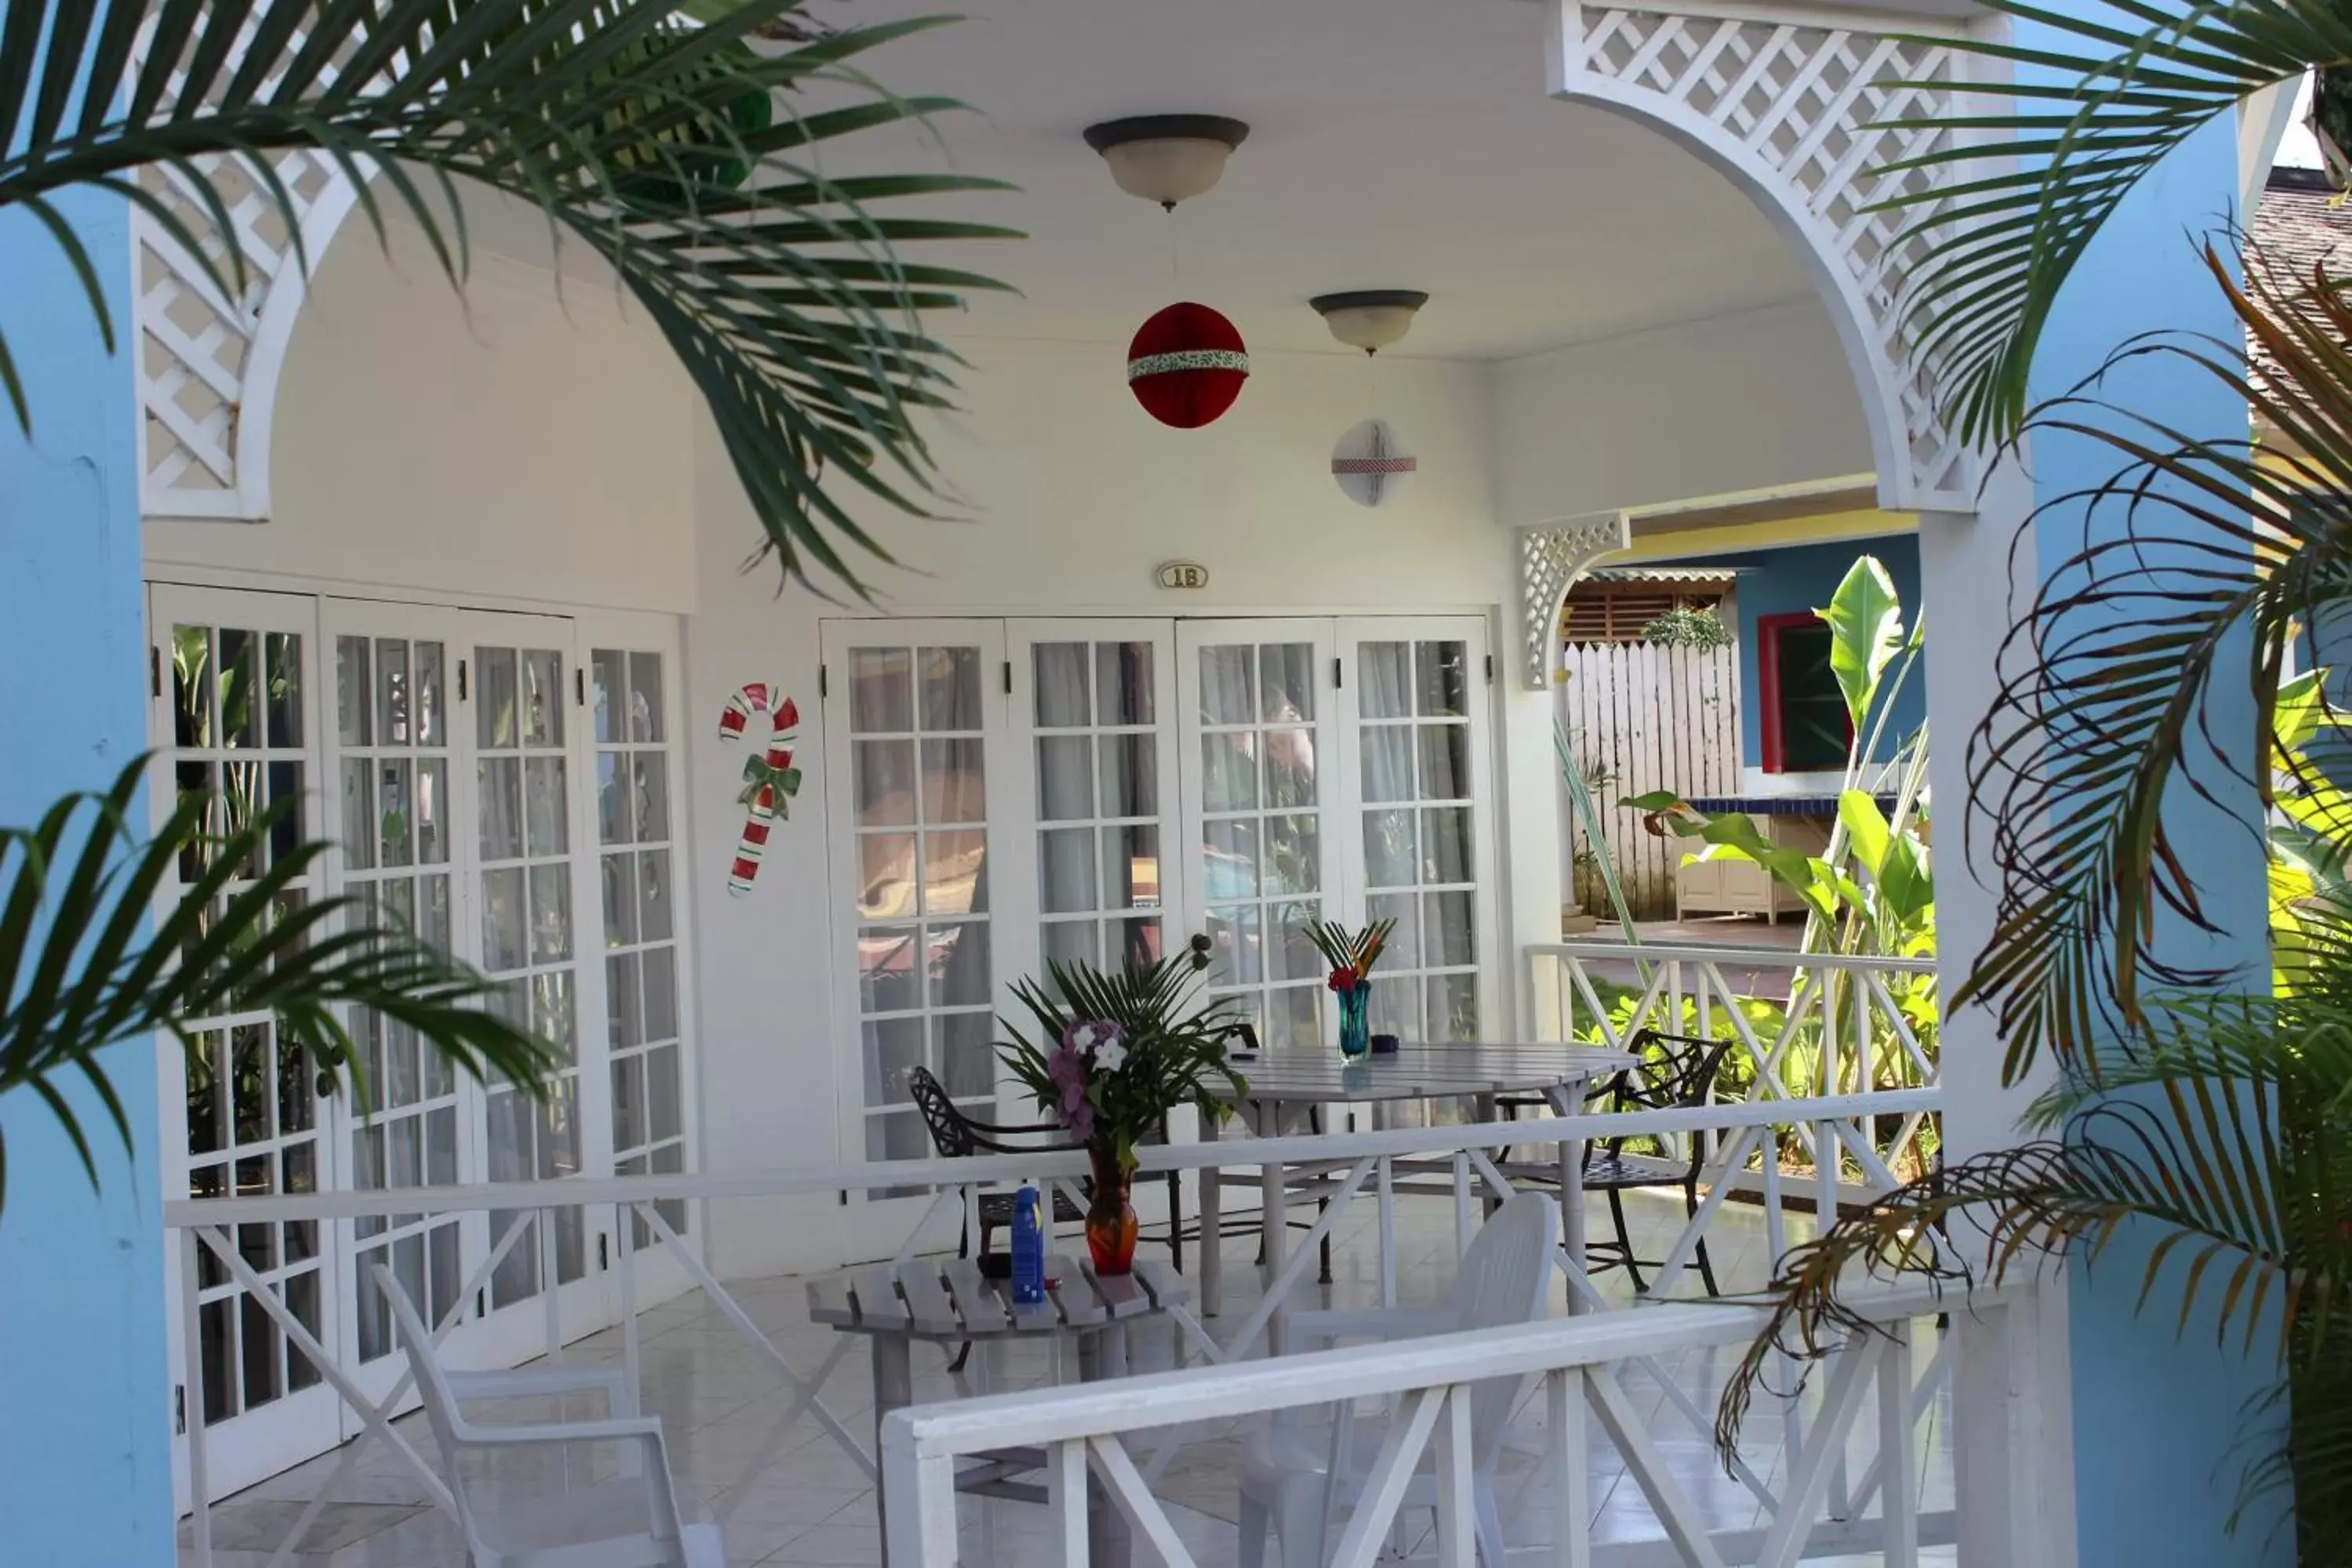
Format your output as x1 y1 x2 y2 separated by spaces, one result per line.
1063 1019 1123 1057
1065 1101 1095 1141
1040 1041 1095 1129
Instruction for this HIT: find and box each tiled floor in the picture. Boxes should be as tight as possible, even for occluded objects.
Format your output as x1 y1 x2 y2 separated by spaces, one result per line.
185 1190 1956 1566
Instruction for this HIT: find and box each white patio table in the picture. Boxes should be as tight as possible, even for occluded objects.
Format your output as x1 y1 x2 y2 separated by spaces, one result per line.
1196 1040 1639 1345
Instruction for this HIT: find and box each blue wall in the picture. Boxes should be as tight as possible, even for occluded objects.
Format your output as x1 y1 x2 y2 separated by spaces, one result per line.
0 185 175 1559
1716 534 1924 769
2016 52 2285 1568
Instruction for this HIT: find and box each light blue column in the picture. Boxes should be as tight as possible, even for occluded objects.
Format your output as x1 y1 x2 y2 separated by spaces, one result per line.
0 181 173 1560
2015 42 2286 1566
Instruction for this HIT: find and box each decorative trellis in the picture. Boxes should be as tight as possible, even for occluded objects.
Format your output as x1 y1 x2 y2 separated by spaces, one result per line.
130 20 363 522
1553 0 1980 512
1518 514 1633 689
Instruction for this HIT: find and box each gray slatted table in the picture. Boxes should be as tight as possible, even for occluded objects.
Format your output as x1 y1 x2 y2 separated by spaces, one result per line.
810 1254 1190 1567
1198 1041 1639 1334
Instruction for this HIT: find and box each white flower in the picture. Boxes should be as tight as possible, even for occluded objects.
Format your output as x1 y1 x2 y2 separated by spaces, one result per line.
1095 1037 1129 1073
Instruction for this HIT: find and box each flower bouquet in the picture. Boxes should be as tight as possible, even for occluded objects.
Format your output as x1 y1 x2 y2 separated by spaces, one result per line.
1303 917 1397 1057
998 957 1248 1272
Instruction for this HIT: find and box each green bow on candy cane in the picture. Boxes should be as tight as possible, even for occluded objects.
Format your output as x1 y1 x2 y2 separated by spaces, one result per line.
738 753 804 813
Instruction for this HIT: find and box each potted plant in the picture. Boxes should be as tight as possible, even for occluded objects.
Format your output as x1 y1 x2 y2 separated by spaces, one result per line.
1303 918 1398 1057
999 958 1249 1272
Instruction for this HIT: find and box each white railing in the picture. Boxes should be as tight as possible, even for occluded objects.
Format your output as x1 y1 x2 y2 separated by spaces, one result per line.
1527 941 1941 1187
884 1276 2035 1568
169 1091 1941 1566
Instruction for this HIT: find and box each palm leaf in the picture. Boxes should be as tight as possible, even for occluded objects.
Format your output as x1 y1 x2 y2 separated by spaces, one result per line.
0 0 1018 594
0 758 558 1215
1871 0 2349 445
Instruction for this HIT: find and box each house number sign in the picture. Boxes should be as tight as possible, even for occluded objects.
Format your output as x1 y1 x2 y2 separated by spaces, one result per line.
1156 561 1210 590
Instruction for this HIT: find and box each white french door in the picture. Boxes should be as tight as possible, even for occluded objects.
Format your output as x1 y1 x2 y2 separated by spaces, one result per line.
457 612 613 1360
1341 619 1501 1047
1174 621 1349 1050
152 584 343 1501
822 622 1022 1219
154 586 699 1502
821 614 1503 1186
320 601 482 1397
582 626 699 1302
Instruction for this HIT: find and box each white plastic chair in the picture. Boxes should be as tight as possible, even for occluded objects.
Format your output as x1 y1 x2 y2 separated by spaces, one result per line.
1237 1192 1557 1568
372 1263 722 1568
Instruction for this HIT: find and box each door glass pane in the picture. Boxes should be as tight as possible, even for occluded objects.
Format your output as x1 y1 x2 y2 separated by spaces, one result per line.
1357 636 1481 1043
476 639 586 1300
597 647 693 1247
844 637 996 1163
170 615 331 1414
1196 637 1326 1044
336 626 466 1358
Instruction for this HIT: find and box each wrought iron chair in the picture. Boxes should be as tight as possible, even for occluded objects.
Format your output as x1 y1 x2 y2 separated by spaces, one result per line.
1579 1028 1740 1296
906 1065 1088 1258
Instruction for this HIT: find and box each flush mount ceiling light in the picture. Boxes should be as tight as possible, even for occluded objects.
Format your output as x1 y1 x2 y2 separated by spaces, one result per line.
1083 114 1250 209
1311 290 1430 354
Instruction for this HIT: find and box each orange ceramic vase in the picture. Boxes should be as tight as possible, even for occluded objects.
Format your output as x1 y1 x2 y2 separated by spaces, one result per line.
1085 1145 1138 1274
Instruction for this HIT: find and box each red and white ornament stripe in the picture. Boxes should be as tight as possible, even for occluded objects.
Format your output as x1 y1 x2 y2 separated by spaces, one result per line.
1127 348 1250 380
717 681 798 896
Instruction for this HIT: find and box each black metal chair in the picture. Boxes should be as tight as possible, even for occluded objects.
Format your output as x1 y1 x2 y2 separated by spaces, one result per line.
906 1065 1190 1265
906 1066 1087 1258
1578 1029 1740 1297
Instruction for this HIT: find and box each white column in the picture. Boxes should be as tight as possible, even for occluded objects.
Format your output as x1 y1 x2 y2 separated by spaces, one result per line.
1917 462 2077 1568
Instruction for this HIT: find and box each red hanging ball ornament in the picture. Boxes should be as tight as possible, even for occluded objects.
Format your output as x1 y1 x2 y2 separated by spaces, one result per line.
1126 303 1249 428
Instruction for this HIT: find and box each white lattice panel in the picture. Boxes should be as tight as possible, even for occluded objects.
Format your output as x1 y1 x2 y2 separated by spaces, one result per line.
1555 2 1981 510
131 19 363 522
1519 514 1632 689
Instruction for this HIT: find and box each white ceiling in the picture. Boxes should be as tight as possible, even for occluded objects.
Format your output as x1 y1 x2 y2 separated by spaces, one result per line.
810 0 1820 361
441 0 1831 361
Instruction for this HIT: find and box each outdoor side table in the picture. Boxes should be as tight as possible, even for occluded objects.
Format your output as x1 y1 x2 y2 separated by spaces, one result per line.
808 1254 1191 1568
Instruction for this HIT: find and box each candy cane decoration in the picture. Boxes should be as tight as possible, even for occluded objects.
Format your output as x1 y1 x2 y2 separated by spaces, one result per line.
717 682 802 896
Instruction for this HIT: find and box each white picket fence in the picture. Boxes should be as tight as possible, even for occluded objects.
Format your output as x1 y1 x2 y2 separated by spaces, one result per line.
1557 641 1740 920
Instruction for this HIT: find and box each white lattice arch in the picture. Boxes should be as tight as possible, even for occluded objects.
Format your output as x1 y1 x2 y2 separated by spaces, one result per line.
1548 0 1984 516
131 13 366 524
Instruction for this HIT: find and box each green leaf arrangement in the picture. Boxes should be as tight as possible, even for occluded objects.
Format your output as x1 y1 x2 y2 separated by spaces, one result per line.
1301 918 1397 986
1 757 558 1215
0 0 1019 593
996 957 1247 1174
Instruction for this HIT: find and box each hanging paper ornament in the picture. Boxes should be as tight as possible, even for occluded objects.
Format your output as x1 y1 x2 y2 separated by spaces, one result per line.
717 682 802 896
1126 303 1249 428
1330 419 1417 508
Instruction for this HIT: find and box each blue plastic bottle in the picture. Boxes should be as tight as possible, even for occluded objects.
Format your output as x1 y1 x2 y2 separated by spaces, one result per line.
1009 1182 1047 1305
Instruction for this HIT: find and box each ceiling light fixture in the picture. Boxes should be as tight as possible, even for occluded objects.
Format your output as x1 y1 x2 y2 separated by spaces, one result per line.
1083 114 1250 210
1311 290 1430 354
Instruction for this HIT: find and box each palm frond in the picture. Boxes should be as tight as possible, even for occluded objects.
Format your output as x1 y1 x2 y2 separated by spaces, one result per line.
0 0 1018 594
1714 1103 2310 1457
1875 0 2344 445
1955 236 2352 1082
0 758 558 1215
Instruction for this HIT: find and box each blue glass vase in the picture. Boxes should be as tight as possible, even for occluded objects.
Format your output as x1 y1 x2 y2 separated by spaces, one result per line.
1338 982 1371 1058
